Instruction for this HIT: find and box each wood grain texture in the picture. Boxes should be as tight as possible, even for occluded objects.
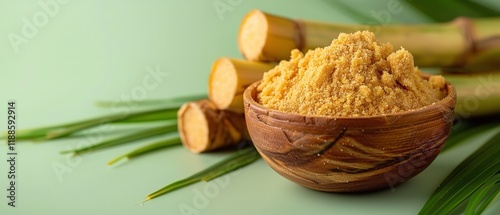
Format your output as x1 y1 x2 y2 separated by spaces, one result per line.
243 78 456 192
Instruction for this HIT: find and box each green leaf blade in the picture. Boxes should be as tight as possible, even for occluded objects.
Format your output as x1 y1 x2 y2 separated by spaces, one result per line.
4 105 181 142
443 122 498 152
201 148 261 181
46 107 180 140
96 94 206 107
419 129 500 214
143 146 260 202
61 123 178 155
107 135 182 165
465 174 500 215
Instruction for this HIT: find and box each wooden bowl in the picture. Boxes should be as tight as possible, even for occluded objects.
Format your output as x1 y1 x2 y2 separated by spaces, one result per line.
243 79 456 192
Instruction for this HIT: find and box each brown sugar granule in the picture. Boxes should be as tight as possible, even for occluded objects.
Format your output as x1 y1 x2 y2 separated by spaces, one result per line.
257 31 446 117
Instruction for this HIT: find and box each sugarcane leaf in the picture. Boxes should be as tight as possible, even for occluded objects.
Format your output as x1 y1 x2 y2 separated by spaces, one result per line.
114 109 178 123
45 107 180 140
437 159 500 213
142 147 259 202
142 178 198 203
465 174 500 215
96 94 206 107
406 0 500 22
6 106 180 142
434 145 500 213
1 118 95 141
419 129 500 214
1 94 199 141
461 0 500 17
201 148 260 181
60 123 178 155
2 126 63 141
107 135 182 165
443 122 499 152
438 127 500 189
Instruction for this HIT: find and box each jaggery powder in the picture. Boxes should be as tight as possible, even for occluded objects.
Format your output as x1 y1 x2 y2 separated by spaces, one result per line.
257 31 446 117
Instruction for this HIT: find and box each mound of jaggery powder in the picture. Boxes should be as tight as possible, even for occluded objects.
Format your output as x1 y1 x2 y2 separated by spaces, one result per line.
257 31 446 117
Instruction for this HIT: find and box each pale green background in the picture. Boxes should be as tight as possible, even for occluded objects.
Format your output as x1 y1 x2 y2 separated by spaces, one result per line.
1 0 500 214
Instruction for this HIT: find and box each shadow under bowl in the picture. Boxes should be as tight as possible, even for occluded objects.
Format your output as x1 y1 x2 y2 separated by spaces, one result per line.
243 79 456 192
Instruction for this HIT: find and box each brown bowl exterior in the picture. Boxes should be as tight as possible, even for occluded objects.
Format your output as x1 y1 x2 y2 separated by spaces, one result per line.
243 80 456 192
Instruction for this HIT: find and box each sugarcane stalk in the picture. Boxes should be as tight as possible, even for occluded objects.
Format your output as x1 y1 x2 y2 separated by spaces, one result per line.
207 57 500 117
442 71 500 117
177 100 248 153
208 57 275 112
238 10 500 72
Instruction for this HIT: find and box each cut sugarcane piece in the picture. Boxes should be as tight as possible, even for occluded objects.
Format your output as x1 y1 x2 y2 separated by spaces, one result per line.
238 10 500 71
238 10 299 62
208 57 275 112
177 100 248 153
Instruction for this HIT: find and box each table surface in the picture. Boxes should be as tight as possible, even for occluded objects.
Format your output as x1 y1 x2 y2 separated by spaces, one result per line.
1 1 500 214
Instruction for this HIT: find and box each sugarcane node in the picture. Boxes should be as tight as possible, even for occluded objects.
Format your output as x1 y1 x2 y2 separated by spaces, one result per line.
464 16 500 71
452 17 475 67
475 36 500 52
177 100 248 153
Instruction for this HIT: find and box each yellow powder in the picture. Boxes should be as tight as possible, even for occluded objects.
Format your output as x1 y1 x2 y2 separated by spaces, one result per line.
257 31 446 117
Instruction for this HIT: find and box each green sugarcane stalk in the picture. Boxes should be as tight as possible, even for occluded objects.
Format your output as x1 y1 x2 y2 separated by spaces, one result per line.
238 10 500 72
